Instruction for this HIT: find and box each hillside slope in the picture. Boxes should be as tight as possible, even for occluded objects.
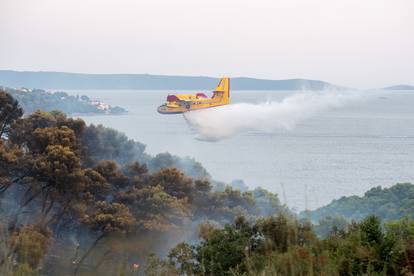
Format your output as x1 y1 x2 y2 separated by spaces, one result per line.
304 183 414 221
0 70 343 90
383 84 414 90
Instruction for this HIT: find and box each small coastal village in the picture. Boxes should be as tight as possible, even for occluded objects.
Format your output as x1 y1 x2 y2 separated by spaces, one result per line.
0 85 126 115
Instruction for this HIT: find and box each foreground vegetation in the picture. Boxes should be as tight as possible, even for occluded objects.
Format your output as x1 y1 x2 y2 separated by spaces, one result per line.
152 215 414 275
1 90 413 275
0 91 284 275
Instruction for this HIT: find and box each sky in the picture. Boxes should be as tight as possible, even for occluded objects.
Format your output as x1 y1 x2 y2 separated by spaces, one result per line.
0 0 413 89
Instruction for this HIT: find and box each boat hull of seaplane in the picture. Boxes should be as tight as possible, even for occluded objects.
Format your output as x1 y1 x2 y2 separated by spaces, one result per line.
157 77 230 114
157 104 189 114
157 102 228 114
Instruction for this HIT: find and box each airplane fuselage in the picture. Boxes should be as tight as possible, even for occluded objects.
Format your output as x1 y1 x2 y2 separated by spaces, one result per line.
157 77 230 114
157 97 228 114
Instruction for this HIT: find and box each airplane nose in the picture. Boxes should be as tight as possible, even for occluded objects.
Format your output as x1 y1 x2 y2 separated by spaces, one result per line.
157 105 166 114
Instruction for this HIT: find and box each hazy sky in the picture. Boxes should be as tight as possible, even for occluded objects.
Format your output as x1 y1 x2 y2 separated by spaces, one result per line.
1 0 413 88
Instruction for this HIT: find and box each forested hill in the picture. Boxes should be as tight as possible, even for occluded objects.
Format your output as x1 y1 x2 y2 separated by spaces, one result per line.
304 183 414 222
2 86 127 115
0 70 343 90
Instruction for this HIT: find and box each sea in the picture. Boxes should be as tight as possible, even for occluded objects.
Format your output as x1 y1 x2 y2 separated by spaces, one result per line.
65 89 414 211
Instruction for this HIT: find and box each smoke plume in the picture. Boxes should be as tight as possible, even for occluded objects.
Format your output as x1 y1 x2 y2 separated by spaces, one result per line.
184 90 362 141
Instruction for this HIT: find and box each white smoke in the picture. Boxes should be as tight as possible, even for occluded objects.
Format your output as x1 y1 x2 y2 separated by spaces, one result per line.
184 90 363 141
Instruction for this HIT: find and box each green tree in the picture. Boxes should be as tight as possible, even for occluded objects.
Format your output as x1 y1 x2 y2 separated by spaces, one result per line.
195 218 254 275
360 215 383 246
168 242 198 275
0 91 23 138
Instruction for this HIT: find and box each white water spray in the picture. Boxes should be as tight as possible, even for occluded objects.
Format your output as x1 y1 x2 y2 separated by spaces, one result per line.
184 90 363 141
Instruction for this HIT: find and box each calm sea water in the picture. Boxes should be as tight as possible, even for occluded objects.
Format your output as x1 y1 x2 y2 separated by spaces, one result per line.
66 89 414 211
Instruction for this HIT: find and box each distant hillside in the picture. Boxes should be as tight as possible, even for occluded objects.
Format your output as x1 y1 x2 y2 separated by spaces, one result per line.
0 70 343 90
303 183 414 222
1 86 127 115
383 84 414 90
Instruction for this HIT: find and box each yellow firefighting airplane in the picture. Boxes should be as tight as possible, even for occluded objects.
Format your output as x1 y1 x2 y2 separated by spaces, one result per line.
157 77 230 114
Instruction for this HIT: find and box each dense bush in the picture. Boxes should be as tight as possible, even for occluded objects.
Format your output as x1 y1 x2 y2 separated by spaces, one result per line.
156 215 414 275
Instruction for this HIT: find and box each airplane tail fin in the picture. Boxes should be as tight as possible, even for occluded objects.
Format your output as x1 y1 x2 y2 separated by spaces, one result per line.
214 77 230 103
